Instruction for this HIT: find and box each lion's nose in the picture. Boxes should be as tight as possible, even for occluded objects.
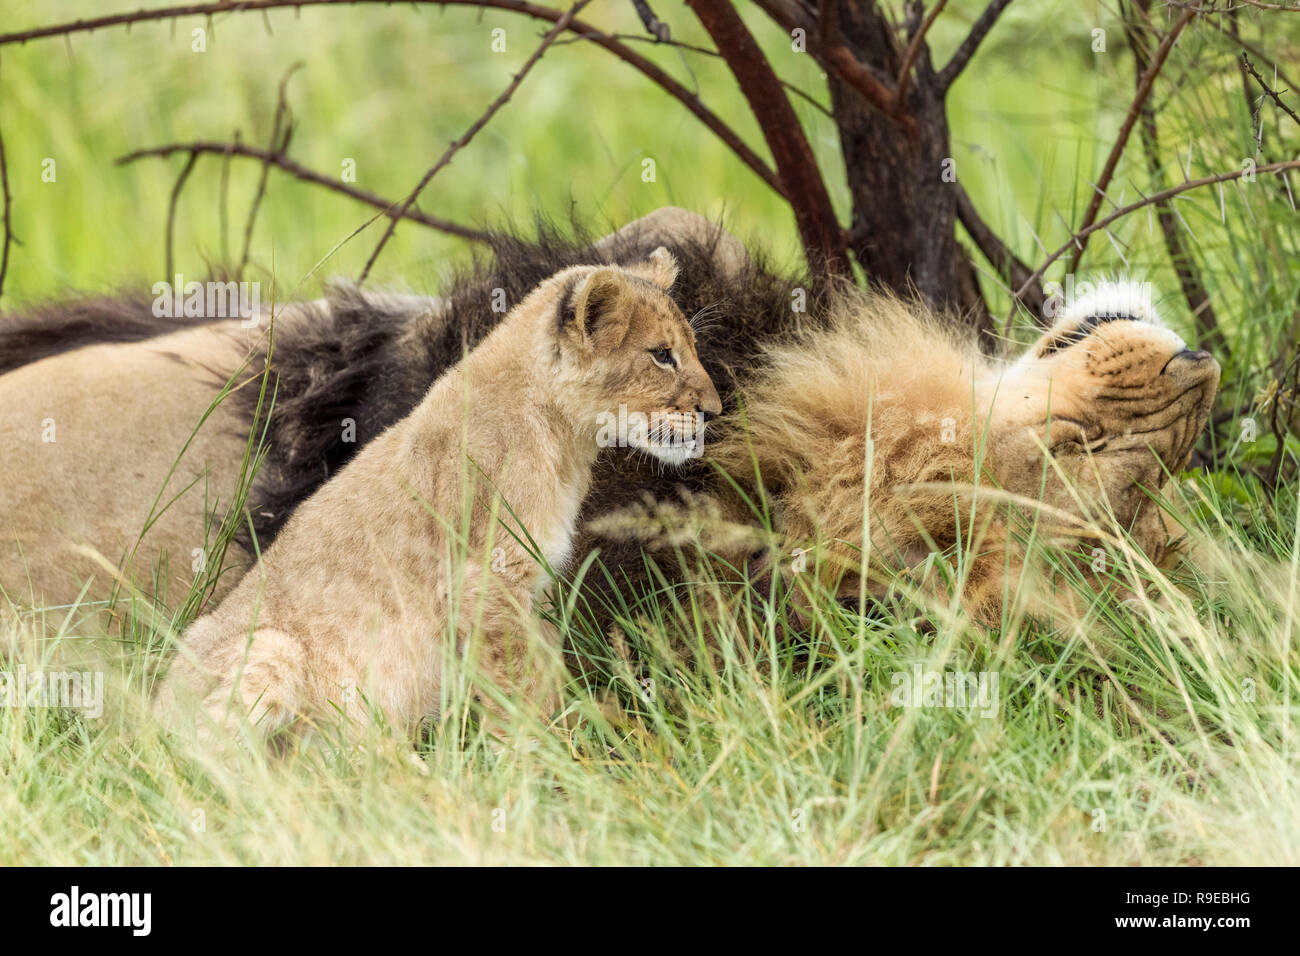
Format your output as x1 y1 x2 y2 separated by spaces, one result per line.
1161 349 1218 377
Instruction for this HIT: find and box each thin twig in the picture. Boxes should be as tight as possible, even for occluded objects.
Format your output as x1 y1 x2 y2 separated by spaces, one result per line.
358 0 589 282
1124 0 1225 353
116 141 493 242
1005 160 1300 332
240 62 301 276
555 30 834 117
1241 52 1300 129
629 0 669 41
937 0 1014 91
896 0 948 103
0 0 784 199
1067 7 1195 274
0 126 12 304
1217 12 1300 103
218 131 238 267
164 150 200 280
1166 0 1300 11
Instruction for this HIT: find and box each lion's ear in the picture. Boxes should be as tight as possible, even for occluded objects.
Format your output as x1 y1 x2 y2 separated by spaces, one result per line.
646 246 679 290
571 268 631 351
622 246 679 291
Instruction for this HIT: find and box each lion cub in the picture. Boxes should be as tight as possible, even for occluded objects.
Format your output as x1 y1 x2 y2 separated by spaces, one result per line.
158 249 721 746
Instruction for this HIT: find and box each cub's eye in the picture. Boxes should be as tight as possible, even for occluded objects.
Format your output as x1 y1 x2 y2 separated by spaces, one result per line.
650 347 676 369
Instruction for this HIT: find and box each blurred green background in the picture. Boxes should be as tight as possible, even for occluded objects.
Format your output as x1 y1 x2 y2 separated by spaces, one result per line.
0 0 1297 392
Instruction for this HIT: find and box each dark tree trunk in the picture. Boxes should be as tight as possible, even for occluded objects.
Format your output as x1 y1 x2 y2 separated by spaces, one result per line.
827 0 989 333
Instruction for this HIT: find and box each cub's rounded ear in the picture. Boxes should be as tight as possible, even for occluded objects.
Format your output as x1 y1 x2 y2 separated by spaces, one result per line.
568 268 631 352
616 246 678 291
645 246 679 290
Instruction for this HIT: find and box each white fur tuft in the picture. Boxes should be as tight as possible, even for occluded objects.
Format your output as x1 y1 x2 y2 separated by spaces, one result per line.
1056 278 1164 328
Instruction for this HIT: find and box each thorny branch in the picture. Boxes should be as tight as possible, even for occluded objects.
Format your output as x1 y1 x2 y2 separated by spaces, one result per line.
1068 7 1195 274
554 31 834 118
1124 0 1226 354
1217 14 1300 102
359 0 590 281
116 141 493 243
1006 160 1300 331
1241 52 1300 129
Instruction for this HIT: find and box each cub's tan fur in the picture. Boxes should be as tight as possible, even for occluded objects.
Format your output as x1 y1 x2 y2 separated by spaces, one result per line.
711 283 1220 625
156 250 721 743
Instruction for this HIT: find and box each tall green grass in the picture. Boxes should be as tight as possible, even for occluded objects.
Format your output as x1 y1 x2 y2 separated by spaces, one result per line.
2 466 1297 865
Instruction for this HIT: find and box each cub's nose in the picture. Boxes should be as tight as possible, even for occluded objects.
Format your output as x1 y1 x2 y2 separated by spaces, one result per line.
700 379 723 420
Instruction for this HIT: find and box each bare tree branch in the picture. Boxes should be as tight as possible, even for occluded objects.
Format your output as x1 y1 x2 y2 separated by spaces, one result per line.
1067 7 1195 274
164 150 200 280
360 0 589 281
896 0 948 103
822 43 911 129
1005 159 1300 331
937 0 1014 92
1166 0 1300 11
1241 52 1300 129
1124 0 1226 353
116 141 493 243
630 0 670 41
553 31 834 117
749 0 815 36
241 62 301 275
0 126 12 304
754 0 913 131
1219 11 1300 102
686 0 847 273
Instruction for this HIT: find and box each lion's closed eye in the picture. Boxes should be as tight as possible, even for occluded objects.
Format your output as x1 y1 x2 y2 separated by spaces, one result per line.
1045 416 1106 455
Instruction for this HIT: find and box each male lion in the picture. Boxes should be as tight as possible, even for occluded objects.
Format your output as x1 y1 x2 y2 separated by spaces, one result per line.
707 283 1221 626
